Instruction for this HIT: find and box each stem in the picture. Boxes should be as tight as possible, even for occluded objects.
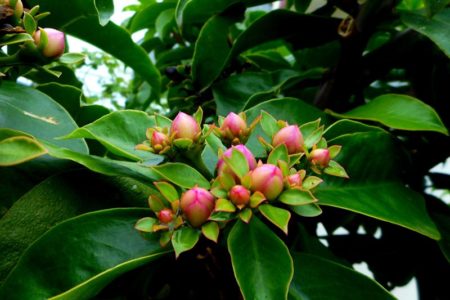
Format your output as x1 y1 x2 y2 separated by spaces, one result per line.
0 52 22 66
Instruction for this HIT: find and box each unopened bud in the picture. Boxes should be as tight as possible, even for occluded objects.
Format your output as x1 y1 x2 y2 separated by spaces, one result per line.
34 28 65 58
250 164 284 200
309 149 330 168
170 112 200 140
229 185 250 206
220 112 247 143
151 131 169 147
272 125 304 154
216 144 257 176
157 209 173 224
286 173 302 188
180 187 215 227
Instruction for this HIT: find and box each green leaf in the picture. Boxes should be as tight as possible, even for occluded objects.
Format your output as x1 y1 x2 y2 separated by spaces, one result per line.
424 0 450 16
151 163 210 189
228 217 294 300
59 53 86 64
135 217 158 232
64 110 161 161
260 110 279 138
328 94 448 135
290 203 322 217
191 15 234 91
279 189 317 206
316 131 441 240
401 9 450 58
0 208 169 300
154 182 179 203
94 0 114 26
304 126 324 149
267 144 289 166
323 160 349 178
223 148 250 179
258 204 291 234
28 0 160 99
323 119 385 141
36 83 82 120
215 198 236 212
172 226 200 258
129 2 176 32
0 81 87 153
0 33 33 47
23 12 37 35
202 221 220 242
0 136 47 166
289 253 395 299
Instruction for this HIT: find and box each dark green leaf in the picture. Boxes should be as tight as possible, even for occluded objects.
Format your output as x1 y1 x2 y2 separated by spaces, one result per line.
36 83 82 120
0 208 169 299
129 2 176 32
23 12 37 35
0 81 87 153
328 94 448 135
258 204 291 234
323 119 385 141
94 0 114 26
289 253 395 299
228 217 293 300
151 163 210 189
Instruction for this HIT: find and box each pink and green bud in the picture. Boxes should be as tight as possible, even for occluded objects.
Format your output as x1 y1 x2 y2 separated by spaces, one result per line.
309 149 330 168
220 112 247 139
151 131 169 147
229 185 250 206
180 187 215 227
157 209 173 224
170 112 201 140
216 144 257 176
272 125 304 154
250 164 284 201
286 173 302 188
34 28 66 58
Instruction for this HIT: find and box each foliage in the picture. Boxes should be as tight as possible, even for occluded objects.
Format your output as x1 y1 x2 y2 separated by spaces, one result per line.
1 0 450 299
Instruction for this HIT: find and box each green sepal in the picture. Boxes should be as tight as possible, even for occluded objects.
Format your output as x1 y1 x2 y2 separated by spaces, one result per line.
148 195 167 212
304 125 324 149
202 222 220 243
289 153 304 167
223 148 250 179
250 191 266 208
160 231 172 247
279 189 317 206
215 198 236 213
154 181 179 203
218 172 235 190
324 160 349 178
267 144 289 166
209 211 234 222
172 138 193 149
259 204 291 234
193 106 203 125
23 12 37 35
135 217 158 232
211 187 228 199
302 176 323 190
291 203 322 217
171 227 200 258
239 208 253 223
328 145 342 159
260 110 279 137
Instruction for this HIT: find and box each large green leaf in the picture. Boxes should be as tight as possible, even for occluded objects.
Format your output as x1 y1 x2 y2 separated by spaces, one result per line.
129 2 176 32
36 83 82 121
0 171 124 285
64 110 162 161
0 136 47 166
316 131 441 240
401 8 450 58
289 253 395 299
28 0 160 98
228 217 293 300
0 208 169 300
328 94 448 135
0 81 87 153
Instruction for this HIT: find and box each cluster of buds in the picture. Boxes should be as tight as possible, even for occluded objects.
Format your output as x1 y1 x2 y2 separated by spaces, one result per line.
135 110 348 256
213 112 259 146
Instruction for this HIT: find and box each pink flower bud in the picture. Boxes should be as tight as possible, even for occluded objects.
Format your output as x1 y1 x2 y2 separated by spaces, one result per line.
229 185 250 206
216 144 257 175
220 112 247 137
151 131 169 147
170 112 201 140
157 209 173 224
34 28 65 58
250 164 284 201
287 173 302 188
272 125 304 154
310 149 330 168
180 187 215 227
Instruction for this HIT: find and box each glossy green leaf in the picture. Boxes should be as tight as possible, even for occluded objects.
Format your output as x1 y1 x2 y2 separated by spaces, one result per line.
23 12 37 35
316 131 441 240
260 110 279 138
267 144 289 165
0 208 168 300
202 221 219 243
0 136 47 166
151 163 210 189
228 217 294 300
289 253 395 299
328 94 448 135
290 203 322 217
0 81 87 153
258 204 291 234
28 0 160 98
64 110 161 161
135 217 158 232
323 119 385 141
0 172 125 285
172 226 200 258
129 2 176 32
401 9 450 58
36 83 82 120
94 0 114 26
279 189 317 206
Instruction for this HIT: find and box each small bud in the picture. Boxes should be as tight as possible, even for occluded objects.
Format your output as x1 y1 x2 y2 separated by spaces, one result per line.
250 164 284 201
216 144 257 176
34 28 65 58
157 209 173 224
151 131 169 147
180 187 215 227
272 125 304 154
220 112 247 144
170 112 201 140
229 185 250 206
309 149 330 168
286 173 302 188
